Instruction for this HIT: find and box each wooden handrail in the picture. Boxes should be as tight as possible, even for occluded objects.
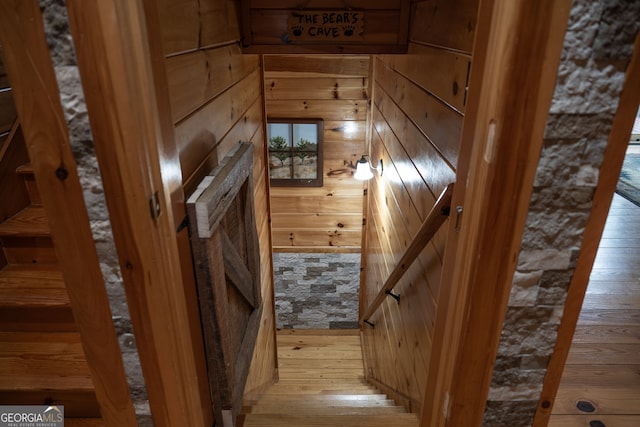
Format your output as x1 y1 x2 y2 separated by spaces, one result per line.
360 183 455 326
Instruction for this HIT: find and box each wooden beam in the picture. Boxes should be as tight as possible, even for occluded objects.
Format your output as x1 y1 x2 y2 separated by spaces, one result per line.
64 0 209 424
532 30 640 427
420 0 573 425
0 1 137 425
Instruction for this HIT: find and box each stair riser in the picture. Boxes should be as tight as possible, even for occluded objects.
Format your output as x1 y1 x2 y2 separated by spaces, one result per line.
0 307 76 332
1 236 57 265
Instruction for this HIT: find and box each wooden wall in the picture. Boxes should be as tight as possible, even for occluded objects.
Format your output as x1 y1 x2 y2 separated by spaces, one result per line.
157 0 277 401
264 54 369 252
360 0 477 415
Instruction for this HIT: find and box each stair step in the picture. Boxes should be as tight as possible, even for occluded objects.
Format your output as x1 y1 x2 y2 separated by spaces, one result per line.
0 332 100 417
0 265 75 331
245 404 406 415
0 205 50 237
249 394 391 405
16 163 41 205
241 413 419 426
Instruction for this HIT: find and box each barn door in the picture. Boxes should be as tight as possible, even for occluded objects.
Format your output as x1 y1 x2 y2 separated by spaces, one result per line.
187 142 262 427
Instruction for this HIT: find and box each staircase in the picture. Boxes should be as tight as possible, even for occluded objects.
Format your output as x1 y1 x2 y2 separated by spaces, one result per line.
241 330 419 427
0 143 102 425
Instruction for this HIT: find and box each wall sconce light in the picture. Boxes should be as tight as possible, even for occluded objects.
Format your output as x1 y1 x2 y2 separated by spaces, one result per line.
354 155 383 180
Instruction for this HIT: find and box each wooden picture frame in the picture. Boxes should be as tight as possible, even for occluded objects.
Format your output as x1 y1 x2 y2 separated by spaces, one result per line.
267 118 323 187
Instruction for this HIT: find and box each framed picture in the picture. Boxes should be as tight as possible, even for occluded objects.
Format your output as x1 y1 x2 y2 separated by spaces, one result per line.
267 118 323 187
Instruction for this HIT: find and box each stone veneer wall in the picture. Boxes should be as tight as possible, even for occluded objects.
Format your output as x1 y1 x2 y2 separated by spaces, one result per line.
483 1 640 425
39 1 151 424
273 253 360 329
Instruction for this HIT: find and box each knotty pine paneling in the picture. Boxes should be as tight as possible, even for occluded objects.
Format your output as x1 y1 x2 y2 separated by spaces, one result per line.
176 68 261 184
158 0 277 403
409 0 479 55
263 55 369 78
158 0 241 55
361 0 477 417
166 46 259 122
265 55 369 252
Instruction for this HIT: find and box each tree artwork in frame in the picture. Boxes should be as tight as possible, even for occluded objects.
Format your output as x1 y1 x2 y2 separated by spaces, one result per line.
267 119 323 187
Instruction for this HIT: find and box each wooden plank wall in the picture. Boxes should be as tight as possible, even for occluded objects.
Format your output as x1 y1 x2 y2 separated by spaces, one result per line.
157 0 278 401
360 0 478 415
264 55 369 252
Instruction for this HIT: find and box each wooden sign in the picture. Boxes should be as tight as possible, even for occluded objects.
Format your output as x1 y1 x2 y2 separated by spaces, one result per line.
287 11 365 41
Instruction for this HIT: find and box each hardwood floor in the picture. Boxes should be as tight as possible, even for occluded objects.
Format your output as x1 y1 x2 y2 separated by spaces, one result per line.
549 193 640 427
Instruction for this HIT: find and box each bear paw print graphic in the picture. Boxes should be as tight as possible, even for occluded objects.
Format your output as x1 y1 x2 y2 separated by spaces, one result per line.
343 25 355 37
292 25 304 36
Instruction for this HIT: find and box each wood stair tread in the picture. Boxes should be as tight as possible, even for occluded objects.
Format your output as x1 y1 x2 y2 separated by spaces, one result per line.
244 405 406 415
0 265 69 308
0 332 93 390
0 205 49 237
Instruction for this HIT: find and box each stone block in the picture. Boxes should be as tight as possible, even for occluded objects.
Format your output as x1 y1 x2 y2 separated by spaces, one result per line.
508 271 543 307
482 400 537 427
517 250 572 271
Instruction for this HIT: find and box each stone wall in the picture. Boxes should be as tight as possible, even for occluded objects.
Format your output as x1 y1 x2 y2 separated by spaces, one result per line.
483 1 640 425
273 253 360 329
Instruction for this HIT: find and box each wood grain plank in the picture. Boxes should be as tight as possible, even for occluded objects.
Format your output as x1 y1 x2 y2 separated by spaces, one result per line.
409 0 480 54
549 415 640 427
374 58 462 169
566 343 640 365
379 44 470 112
267 99 367 121
263 55 370 77
166 45 259 122
157 0 199 55
271 213 363 231
176 68 261 181
270 194 363 214
265 77 369 100
200 0 241 48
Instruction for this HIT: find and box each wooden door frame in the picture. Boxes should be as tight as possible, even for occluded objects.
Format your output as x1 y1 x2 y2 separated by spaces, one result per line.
420 0 573 425
422 1 640 426
63 0 212 425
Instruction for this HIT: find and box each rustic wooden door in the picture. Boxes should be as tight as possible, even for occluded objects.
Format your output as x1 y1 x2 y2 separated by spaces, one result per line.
187 142 262 427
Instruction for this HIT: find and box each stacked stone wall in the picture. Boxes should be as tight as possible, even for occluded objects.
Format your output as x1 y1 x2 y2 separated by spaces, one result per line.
483 1 640 425
273 253 360 329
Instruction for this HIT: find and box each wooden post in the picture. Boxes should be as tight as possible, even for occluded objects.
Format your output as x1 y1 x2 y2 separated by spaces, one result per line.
0 1 137 425
421 0 572 425
64 0 209 424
